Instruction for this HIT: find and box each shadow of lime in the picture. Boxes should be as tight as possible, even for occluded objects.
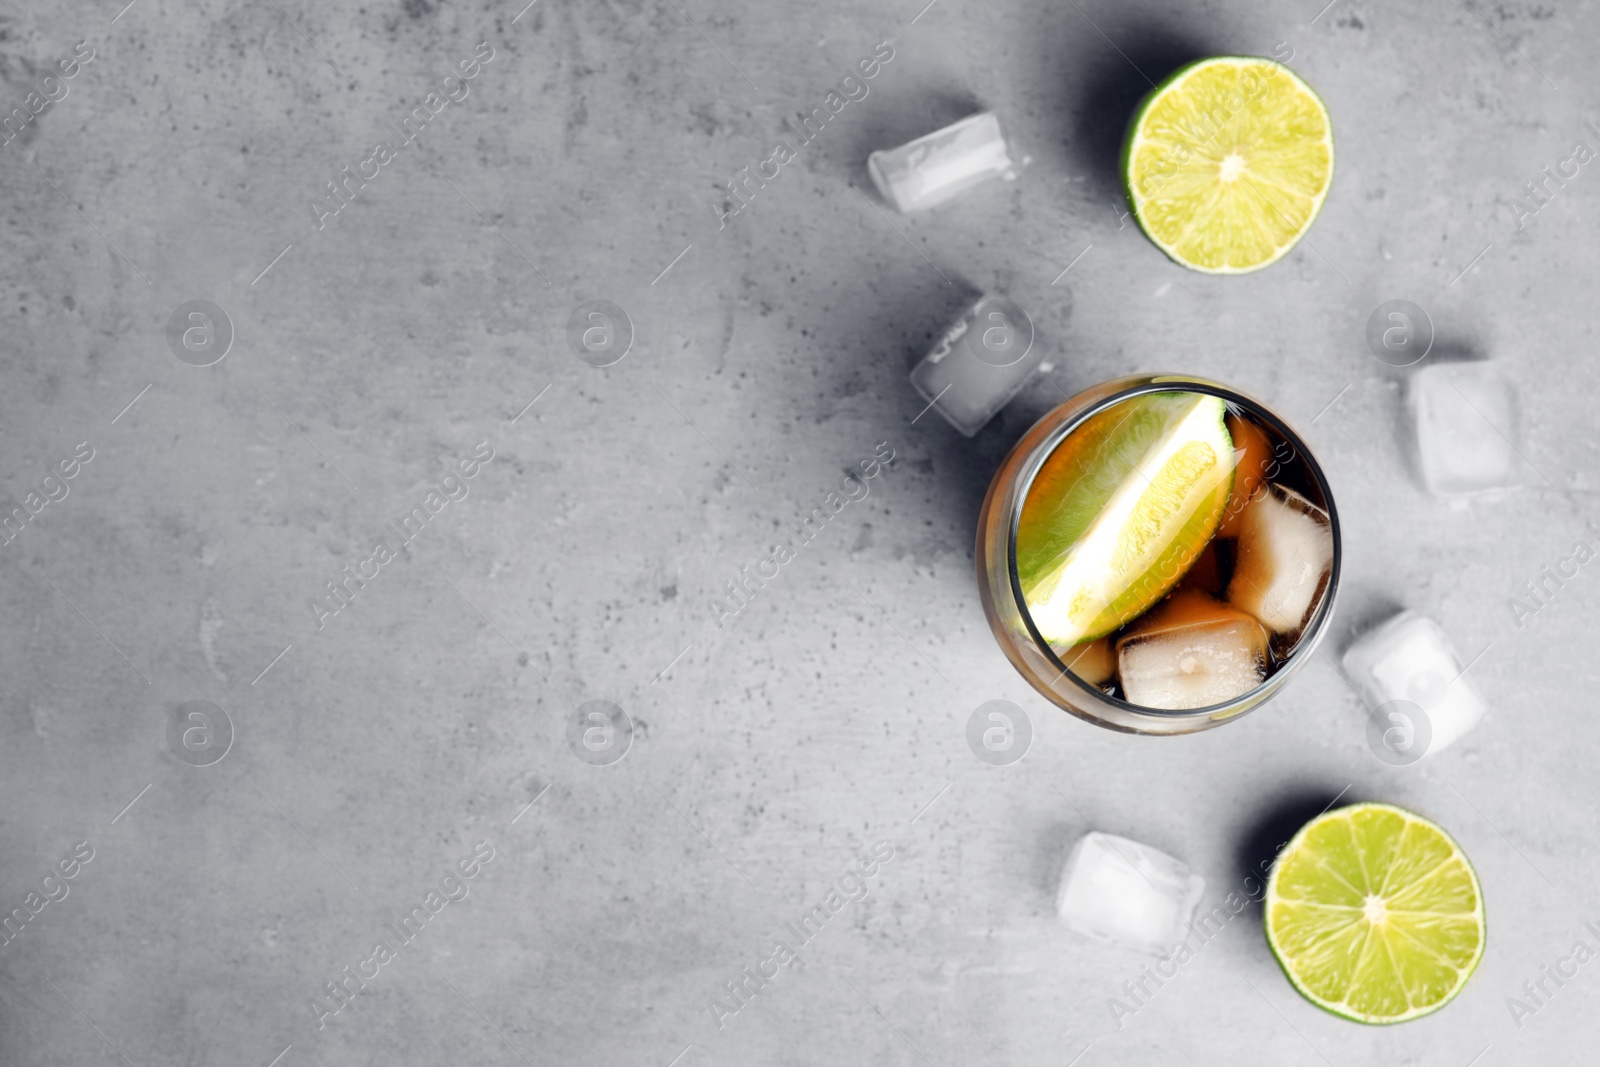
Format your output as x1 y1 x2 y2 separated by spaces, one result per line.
1231 787 1363 932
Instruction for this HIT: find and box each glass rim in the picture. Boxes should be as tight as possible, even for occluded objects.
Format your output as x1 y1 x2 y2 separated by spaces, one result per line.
1003 375 1343 719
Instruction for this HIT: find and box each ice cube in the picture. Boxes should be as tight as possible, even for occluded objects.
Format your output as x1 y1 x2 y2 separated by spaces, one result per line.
1410 361 1521 495
1116 590 1267 709
1342 610 1487 757
909 294 1040 436
1057 831 1206 956
1227 484 1333 636
867 112 1015 213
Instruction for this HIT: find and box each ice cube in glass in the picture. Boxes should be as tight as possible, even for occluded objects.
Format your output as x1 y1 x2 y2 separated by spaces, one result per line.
1227 484 1334 637
909 294 1039 436
1410 361 1520 495
868 112 1015 213
1057 831 1205 955
1116 591 1268 710
1342 610 1487 757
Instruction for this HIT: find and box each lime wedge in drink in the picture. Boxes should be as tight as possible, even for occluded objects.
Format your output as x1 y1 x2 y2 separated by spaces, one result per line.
1265 802 1486 1024
1124 57 1334 273
1016 392 1234 648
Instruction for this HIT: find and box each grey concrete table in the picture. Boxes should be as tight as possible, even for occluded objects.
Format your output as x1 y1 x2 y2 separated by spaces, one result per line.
2 0 1596 1063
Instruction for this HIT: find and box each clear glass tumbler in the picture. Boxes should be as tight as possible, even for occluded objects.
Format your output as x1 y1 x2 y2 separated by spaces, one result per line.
975 374 1342 735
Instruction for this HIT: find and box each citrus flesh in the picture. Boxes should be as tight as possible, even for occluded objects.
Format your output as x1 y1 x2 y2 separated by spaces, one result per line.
1125 57 1334 273
1016 392 1234 648
1265 803 1485 1024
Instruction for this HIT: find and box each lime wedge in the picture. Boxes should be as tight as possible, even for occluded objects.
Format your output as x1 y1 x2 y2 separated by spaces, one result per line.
1265 802 1486 1024
1016 392 1234 647
1124 57 1334 273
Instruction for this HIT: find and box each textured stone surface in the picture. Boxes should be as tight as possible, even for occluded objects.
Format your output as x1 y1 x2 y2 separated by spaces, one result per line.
1 0 1597 1063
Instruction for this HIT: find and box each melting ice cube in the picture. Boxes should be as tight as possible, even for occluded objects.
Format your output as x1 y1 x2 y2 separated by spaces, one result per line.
1227 484 1334 637
1117 590 1268 709
1410 361 1521 495
868 112 1015 213
909 294 1040 436
1057 831 1206 956
1342 610 1487 758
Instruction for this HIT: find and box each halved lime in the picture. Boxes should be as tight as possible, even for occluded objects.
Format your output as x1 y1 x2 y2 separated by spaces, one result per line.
1016 392 1234 648
1265 802 1486 1024
1124 57 1334 273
